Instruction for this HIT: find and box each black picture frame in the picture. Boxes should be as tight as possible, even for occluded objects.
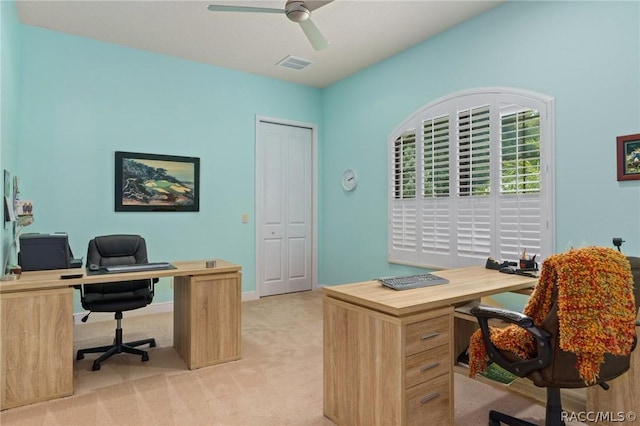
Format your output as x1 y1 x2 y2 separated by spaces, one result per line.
115 151 200 212
616 133 640 181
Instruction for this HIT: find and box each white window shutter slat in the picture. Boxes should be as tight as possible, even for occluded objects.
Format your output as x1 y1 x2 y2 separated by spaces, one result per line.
456 197 492 261
498 194 541 260
390 200 418 263
421 198 451 254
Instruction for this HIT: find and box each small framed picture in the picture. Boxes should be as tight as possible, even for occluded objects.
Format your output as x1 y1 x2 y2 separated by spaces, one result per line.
617 133 640 181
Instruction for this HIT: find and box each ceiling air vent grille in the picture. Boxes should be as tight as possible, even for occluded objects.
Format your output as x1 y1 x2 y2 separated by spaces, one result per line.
276 55 313 71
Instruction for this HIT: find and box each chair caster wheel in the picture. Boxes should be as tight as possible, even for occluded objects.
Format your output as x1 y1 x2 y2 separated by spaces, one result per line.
77 353 84 360
142 354 149 362
92 363 101 371
489 421 500 426
150 341 156 348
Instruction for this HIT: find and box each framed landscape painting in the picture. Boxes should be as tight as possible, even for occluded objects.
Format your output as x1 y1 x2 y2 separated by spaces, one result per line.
115 151 200 212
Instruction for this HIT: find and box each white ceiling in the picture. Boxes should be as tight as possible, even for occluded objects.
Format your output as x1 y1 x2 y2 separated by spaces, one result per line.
16 0 505 88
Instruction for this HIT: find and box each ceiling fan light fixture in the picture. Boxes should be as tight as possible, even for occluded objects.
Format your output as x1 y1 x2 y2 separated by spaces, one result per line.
207 0 331 50
285 2 310 22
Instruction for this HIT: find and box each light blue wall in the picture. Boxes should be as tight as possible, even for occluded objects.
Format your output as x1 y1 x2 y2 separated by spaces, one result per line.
3 1 639 312
17 26 322 310
319 0 640 286
0 0 21 268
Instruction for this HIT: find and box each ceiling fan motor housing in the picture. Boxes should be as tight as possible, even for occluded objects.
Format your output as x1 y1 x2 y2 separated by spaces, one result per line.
285 1 310 22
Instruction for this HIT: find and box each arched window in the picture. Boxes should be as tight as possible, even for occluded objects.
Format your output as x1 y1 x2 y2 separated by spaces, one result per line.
388 88 555 269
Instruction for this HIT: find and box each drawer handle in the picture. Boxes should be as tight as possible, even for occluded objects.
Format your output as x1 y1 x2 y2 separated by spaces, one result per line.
420 391 440 404
420 332 440 340
420 361 440 372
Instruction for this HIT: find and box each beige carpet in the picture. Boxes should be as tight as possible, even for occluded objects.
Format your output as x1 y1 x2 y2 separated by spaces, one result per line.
1 290 584 425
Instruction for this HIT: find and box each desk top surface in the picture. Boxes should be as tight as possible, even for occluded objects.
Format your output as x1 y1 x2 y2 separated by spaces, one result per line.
0 259 241 294
323 266 536 317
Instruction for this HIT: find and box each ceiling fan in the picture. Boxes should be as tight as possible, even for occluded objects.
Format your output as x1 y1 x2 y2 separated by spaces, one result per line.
207 1 333 51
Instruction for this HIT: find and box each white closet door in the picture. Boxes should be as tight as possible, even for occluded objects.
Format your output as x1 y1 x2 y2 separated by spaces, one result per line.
257 121 312 296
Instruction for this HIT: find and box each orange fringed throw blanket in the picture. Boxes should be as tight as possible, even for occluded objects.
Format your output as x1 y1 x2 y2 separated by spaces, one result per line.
468 246 636 385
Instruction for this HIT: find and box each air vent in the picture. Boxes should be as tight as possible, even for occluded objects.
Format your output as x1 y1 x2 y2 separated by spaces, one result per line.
276 55 313 71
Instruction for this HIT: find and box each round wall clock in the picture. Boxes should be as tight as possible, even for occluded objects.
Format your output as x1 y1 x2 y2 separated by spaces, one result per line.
341 169 358 191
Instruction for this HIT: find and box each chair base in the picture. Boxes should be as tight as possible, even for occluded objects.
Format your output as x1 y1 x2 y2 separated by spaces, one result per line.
487 387 565 426
76 313 156 371
489 410 538 426
77 338 157 371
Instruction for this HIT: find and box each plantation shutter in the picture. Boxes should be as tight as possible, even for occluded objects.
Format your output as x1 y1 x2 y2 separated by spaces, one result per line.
498 108 542 260
390 130 418 264
421 115 451 264
455 105 492 262
388 89 553 269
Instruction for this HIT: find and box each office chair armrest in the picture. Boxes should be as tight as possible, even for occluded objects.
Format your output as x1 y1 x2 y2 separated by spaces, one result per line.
470 305 553 378
471 305 533 328
74 284 85 297
149 277 159 296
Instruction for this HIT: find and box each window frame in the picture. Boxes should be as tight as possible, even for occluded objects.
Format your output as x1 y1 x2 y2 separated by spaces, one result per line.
387 88 555 269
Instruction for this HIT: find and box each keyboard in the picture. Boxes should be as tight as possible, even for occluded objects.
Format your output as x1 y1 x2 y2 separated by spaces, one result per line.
105 262 173 273
377 273 449 290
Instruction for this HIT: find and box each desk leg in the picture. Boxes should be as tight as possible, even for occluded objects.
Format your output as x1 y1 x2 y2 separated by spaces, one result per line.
1 288 73 410
173 272 242 369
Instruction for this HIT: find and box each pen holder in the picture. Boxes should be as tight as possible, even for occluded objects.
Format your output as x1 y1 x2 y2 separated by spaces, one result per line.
519 259 538 271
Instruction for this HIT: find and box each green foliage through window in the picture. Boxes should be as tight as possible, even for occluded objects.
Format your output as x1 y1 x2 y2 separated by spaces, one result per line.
500 110 541 194
423 116 450 197
394 132 417 199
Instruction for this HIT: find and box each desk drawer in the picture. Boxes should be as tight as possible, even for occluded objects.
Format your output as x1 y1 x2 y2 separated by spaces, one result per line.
405 315 450 356
406 373 450 426
405 344 449 388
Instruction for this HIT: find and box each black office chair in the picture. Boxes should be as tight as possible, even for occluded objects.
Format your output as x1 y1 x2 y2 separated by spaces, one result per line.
469 248 639 426
76 234 158 371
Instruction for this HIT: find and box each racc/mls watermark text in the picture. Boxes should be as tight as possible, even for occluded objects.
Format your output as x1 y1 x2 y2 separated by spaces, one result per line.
562 411 637 422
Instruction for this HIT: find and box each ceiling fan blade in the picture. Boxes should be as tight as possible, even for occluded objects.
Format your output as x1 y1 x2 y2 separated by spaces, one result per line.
207 4 284 14
305 0 334 12
299 19 329 51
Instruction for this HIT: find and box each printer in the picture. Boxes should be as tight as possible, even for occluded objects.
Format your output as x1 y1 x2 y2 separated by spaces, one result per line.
18 233 83 271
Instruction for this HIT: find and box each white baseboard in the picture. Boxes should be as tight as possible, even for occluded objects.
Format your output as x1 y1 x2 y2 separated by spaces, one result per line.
74 290 260 324
242 290 259 301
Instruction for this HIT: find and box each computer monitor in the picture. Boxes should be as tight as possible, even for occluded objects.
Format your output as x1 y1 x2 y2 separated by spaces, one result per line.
18 233 81 271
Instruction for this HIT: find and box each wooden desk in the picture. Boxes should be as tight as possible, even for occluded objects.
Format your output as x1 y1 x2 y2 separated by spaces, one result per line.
323 266 640 425
0 260 241 410
322 266 538 426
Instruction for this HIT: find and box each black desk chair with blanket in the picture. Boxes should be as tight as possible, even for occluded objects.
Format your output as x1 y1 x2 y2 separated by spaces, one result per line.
468 247 638 426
